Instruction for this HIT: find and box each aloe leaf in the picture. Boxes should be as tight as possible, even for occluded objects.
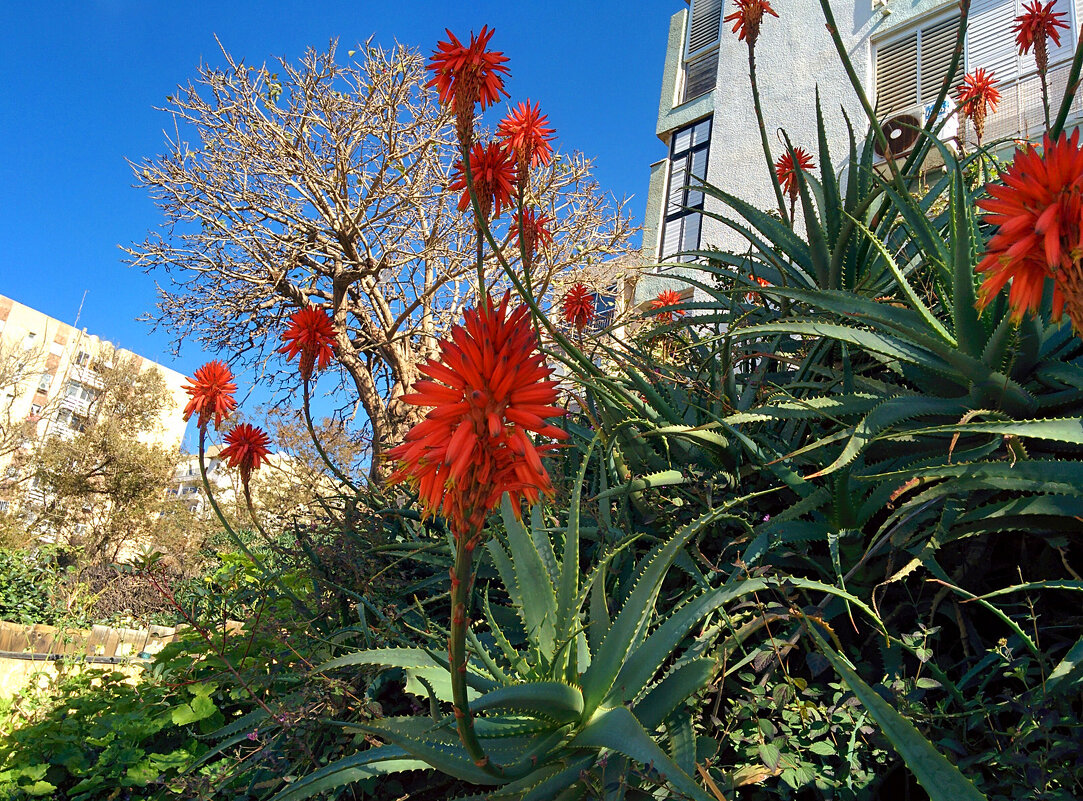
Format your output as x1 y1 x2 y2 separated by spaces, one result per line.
805 626 987 801
469 682 584 725
1046 636 1083 694
666 712 697 777
894 417 1083 445
500 496 558 658
809 396 969 478
634 657 717 731
571 706 714 801
314 647 497 702
519 756 595 801
356 718 504 784
269 746 429 801
612 579 767 707
530 503 559 587
949 166 983 356
557 440 596 681
482 589 531 676
592 469 687 501
579 505 743 714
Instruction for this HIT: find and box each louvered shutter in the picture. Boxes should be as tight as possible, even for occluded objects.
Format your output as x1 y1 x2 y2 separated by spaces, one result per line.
876 33 918 114
687 0 723 57
920 17 962 102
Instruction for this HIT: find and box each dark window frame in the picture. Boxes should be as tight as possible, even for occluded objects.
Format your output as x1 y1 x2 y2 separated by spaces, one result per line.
659 117 712 262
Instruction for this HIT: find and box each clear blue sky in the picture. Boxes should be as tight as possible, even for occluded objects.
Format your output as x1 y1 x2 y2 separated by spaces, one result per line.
0 1 671 443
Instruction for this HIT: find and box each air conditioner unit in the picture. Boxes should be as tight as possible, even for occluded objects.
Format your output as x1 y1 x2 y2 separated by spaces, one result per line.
873 97 958 167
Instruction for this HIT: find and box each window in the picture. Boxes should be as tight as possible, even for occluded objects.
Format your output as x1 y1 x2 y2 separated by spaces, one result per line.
37 373 52 392
57 408 88 433
874 14 961 116
681 0 722 103
21 332 37 350
64 381 99 404
967 0 1077 142
660 117 712 261
74 351 91 367
0 501 8 513
29 404 42 418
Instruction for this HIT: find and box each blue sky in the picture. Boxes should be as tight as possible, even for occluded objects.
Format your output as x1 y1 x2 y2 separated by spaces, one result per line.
0 1 670 444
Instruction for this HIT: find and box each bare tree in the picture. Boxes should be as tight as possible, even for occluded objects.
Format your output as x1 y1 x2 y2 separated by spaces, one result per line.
127 40 636 475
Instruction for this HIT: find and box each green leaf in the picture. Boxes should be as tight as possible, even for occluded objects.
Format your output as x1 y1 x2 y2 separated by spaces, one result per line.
806 625 987 801
1046 636 1083 694
580 505 742 714
572 706 714 801
501 494 559 658
470 682 583 725
592 469 687 500
268 746 430 801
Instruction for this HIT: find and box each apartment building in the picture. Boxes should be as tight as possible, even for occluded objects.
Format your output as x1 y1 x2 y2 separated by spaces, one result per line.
639 0 1082 298
0 293 189 510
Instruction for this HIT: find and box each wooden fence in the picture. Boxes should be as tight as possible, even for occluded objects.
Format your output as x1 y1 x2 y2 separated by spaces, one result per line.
0 620 179 660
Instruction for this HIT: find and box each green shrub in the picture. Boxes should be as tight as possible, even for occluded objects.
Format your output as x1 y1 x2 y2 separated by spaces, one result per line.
0 666 217 800
0 548 70 627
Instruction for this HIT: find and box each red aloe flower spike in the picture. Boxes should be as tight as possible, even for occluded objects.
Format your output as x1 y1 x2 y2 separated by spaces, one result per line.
1013 0 1069 72
774 147 816 200
220 423 272 487
956 69 1001 146
651 289 687 323
497 100 556 193
745 274 772 304
427 26 511 147
278 305 337 382
386 292 567 540
724 0 779 47
182 360 237 432
562 283 596 332
449 141 517 223
510 206 554 268
975 130 1083 331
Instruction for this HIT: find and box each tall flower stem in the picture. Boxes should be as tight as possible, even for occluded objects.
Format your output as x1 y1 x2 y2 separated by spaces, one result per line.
747 44 788 221
302 378 359 494
1038 60 1051 129
447 523 498 774
198 428 315 622
198 428 264 571
460 139 487 298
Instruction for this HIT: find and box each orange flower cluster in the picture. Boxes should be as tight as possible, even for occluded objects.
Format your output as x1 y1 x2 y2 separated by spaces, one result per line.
278 306 337 382
386 293 567 540
956 70 1001 146
427 26 510 145
182 360 237 431
449 141 517 223
651 289 687 323
725 0 779 47
745 273 772 304
430 30 558 236
1013 0 1069 73
976 131 1083 331
220 423 272 486
774 147 816 200
511 206 553 263
497 100 555 193
562 283 596 331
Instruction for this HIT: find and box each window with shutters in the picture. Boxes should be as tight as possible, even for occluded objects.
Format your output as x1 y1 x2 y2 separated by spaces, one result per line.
659 117 711 261
967 0 1079 142
874 14 962 116
681 0 722 103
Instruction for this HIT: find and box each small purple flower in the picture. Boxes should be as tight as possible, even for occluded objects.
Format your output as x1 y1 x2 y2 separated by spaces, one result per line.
247 730 259 741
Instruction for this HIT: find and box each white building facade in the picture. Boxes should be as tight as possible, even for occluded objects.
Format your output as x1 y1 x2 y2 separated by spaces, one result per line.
639 0 1083 297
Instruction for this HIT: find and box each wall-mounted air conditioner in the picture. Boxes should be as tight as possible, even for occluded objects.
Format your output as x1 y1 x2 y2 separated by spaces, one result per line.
873 97 958 167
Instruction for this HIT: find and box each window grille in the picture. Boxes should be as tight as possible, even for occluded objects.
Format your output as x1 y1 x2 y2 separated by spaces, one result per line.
967 0 1078 142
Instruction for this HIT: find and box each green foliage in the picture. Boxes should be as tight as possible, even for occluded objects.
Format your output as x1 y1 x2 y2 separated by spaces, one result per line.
0 667 213 800
0 548 75 627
